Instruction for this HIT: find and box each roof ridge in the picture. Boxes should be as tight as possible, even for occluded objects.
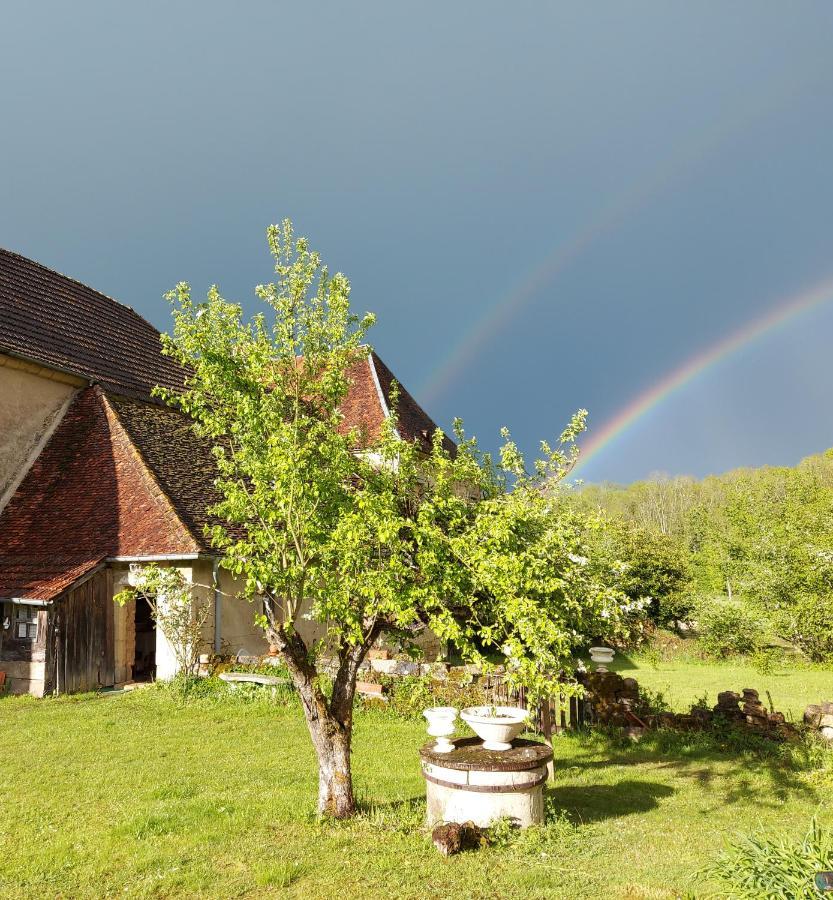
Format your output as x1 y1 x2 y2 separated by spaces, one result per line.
0 246 149 324
0 247 187 400
368 349 453 445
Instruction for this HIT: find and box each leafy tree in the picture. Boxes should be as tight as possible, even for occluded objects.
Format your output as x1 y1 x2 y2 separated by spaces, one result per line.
695 597 764 658
602 522 693 630
156 220 634 817
579 452 833 661
114 564 212 677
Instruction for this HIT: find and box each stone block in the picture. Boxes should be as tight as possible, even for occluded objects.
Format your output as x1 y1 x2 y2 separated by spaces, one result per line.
369 658 396 674
804 704 822 726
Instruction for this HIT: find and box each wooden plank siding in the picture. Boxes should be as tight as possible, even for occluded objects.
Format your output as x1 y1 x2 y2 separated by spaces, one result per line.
0 605 47 664
50 569 115 694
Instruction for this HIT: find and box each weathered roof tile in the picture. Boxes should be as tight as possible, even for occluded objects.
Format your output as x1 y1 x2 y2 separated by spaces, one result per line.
0 248 186 399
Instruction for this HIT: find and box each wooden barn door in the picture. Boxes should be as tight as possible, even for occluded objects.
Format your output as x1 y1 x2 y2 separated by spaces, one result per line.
54 570 115 694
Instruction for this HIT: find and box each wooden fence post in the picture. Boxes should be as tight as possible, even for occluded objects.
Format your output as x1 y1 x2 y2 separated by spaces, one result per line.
539 698 555 781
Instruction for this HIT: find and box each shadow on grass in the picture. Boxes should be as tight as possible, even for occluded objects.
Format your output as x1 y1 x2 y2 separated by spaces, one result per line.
606 652 639 672
353 794 426 832
546 780 674 824
555 727 820 808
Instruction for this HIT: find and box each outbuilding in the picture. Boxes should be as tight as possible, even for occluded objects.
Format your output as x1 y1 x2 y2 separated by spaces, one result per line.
0 248 447 694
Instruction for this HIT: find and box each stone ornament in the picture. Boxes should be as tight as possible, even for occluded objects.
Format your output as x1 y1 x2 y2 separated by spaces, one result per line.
423 706 458 753
459 705 528 751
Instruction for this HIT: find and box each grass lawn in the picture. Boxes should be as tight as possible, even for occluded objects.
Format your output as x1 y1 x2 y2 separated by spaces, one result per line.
609 651 833 720
1 680 832 899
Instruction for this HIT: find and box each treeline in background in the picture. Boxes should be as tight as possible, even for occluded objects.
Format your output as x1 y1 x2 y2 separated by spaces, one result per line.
572 449 833 664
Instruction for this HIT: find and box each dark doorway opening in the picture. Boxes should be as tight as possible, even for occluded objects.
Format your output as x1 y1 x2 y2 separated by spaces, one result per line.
133 595 156 681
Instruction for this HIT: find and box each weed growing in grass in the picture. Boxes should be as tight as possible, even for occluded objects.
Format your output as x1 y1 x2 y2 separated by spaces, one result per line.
354 796 427 834
253 860 305 888
641 645 663 670
701 817 833 899
483 802 585 858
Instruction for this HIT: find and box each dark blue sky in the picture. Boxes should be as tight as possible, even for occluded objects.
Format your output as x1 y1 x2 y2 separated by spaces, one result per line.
3 2 833 483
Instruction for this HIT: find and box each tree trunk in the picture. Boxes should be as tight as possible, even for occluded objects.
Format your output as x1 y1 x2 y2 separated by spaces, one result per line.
268 623 360 818
266 612 382 819
308 713 355 817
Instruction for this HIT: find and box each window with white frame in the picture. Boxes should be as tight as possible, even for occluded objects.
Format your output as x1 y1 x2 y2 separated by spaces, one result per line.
14 605 38 641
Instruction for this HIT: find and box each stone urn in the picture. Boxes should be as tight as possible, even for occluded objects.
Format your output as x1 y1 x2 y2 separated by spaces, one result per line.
423 706 458 753
460 706 528 751
589 646 615 671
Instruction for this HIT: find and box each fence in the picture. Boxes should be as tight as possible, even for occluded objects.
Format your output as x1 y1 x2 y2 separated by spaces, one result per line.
480 671 589 740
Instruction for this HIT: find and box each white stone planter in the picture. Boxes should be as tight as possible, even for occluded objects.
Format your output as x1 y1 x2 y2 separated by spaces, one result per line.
589 646 615 671
423 706 458 753
460 706 528 751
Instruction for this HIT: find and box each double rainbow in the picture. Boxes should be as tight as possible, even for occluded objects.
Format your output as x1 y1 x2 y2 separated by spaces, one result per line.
573 274 833 476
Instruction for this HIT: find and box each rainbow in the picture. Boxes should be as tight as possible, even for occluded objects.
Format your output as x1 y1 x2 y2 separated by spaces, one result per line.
572 274 833 477
417 65 822 408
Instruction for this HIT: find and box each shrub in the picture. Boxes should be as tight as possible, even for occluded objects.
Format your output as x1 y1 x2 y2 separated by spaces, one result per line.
701 817 833 898
695 598 763 658
373 673 489 721
750 646 781 675
606 523 694 630
779 594 833 663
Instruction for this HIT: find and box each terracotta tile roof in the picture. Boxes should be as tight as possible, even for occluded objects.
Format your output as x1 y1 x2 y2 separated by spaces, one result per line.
108 351 453 550
107 394 226 546
365 351 455 454
0 556 105 602
0 386 201 601
0 251 454 600
0 247 186 400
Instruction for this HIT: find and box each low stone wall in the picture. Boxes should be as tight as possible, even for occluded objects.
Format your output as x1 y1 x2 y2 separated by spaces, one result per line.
803 702 833 742
576 670 640 727
0 659 45 697
219 653 833 746
577 671 804 742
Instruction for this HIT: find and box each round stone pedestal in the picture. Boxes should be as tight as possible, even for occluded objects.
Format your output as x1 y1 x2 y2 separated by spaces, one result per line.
420 737 552 828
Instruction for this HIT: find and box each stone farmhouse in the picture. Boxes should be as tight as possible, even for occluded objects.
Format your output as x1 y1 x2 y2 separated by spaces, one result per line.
0 248 448 696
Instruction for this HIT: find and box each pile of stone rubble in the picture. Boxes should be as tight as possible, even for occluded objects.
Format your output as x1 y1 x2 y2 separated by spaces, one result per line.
579 671 808 741
803 701 833 742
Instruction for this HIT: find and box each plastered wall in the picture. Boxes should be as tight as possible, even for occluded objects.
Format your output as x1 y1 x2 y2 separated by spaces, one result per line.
0 358 78 509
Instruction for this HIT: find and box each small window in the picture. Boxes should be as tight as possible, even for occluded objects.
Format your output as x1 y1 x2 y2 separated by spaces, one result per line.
14 605 38 641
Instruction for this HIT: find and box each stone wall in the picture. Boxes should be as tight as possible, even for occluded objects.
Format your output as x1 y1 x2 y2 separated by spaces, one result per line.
803 701 833 742
1 659 45 696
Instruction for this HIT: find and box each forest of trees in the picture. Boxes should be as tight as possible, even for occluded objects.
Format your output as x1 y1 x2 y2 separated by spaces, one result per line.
573 450 833 662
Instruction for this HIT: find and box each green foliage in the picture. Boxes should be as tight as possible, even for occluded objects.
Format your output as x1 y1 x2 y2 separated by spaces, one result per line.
114 564 212 677
597 520 693 632
750 646 781 676
702 818 833 899
576 452 833 663
696 598 764 659
158 219 634 698
779 594 833 664
375 673 488 721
